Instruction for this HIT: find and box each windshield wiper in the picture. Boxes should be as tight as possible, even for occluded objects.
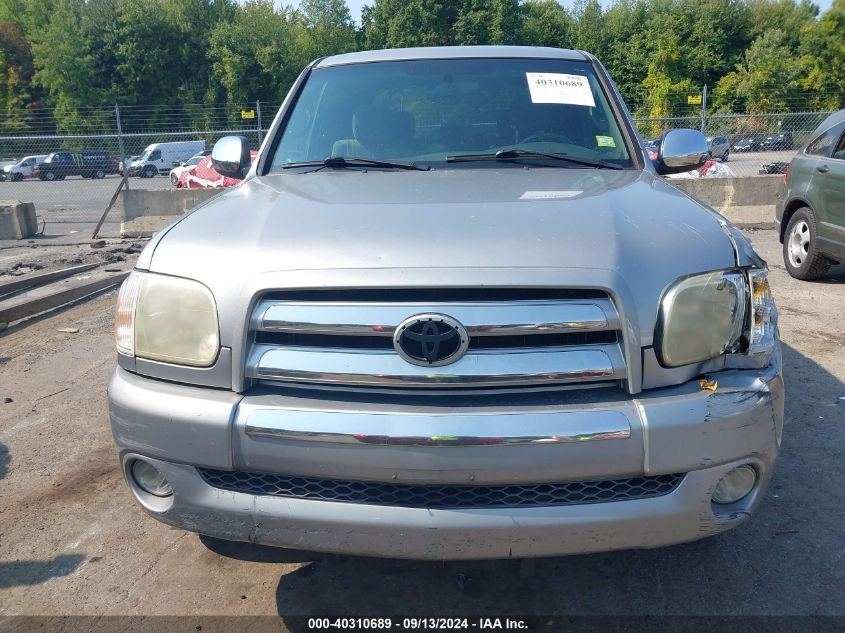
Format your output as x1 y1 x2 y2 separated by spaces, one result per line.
282 156 430 171
446 149 623 170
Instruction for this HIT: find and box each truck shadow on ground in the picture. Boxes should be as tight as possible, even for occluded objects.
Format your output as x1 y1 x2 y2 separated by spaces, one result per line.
0 555 87 590
0 442 89 590
202 343 843 621
0 442 9 480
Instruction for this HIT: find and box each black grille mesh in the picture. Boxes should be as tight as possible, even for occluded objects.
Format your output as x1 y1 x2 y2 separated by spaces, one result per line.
197 469 684 509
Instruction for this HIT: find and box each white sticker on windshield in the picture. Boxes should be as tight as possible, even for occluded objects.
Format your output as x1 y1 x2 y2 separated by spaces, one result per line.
526 73 596 107
520 190 583 200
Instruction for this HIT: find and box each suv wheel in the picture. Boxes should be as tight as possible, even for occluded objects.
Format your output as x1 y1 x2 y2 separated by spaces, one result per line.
783 207 831 280
44 171 55 181
95 169 106 179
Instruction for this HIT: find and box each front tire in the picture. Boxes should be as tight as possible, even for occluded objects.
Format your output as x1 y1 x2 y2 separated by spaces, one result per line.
94 169 105 179
143 166 156 178
721 150 729 162
783 207 831 280
44 171 55 181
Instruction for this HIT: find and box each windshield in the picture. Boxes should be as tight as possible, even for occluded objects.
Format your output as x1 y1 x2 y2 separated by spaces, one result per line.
271 58 631 170
136 150 152 162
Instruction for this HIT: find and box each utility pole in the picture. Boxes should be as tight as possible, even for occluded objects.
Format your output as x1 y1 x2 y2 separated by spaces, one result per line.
701 85 707 135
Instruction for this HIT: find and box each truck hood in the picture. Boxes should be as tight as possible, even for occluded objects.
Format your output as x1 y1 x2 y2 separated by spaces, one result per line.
145 167 738 346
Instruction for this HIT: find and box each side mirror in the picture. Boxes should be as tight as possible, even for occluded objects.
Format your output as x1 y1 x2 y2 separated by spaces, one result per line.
211 136 251 179
654 129 709 175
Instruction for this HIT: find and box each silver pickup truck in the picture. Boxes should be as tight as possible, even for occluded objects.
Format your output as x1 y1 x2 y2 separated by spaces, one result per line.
109 46 783 560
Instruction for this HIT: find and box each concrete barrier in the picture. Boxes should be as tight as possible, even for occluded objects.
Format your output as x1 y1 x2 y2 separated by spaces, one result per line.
672 175 782 226
120 189 221 237
119 175 783 238
0 200 37 239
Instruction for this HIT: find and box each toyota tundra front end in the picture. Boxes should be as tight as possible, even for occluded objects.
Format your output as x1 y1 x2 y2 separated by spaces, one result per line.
108 46 783 560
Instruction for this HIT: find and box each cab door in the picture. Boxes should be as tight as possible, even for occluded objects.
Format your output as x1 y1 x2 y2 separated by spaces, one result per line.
149 149 163 174
20 158 35 176
803 121 845 255
818 129 845 257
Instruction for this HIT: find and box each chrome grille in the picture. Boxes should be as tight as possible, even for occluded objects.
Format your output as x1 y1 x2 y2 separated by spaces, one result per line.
245 289 627 389
198 469 684 509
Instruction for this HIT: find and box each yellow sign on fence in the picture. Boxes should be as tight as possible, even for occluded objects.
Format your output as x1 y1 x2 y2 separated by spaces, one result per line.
241 109 255 119
687 95 702 105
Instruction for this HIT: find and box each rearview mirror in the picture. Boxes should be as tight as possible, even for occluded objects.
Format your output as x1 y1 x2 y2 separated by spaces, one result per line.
211 136 251 179
654 129 709 175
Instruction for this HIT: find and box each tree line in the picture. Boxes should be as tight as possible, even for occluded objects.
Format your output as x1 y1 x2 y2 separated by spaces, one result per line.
0 0 843 135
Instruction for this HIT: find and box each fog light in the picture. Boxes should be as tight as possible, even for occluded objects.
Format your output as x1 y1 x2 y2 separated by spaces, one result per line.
131 460 173 497
712 465 756 504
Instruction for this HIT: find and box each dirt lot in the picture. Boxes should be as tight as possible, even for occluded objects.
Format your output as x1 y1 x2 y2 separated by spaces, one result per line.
0 229 843 629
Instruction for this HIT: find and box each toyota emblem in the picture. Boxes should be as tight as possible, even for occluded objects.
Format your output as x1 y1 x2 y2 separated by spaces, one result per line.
393 313 469 367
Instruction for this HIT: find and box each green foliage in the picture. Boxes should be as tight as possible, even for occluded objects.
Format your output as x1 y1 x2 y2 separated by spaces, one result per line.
362 0 458 48
572 0 607 59
715 29 803 112
0 22 34 129
0 0 841 132
209 0 306 107
521 0 574 49
300 0 358 57
453 0 523 45
800 0 845 108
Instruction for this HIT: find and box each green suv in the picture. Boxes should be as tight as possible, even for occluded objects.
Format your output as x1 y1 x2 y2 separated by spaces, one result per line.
777 109 845 279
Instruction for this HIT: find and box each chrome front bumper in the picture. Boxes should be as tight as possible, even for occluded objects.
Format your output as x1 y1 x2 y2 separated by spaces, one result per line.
108 353 784 560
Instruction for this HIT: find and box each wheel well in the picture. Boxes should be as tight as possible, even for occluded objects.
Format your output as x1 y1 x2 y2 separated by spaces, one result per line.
780 200 811 243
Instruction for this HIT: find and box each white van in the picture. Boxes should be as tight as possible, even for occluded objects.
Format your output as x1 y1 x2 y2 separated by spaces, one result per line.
2 155 49 181
129 141 205 178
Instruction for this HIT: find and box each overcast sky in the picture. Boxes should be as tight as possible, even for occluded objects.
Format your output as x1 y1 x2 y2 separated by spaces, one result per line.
332 0 834 23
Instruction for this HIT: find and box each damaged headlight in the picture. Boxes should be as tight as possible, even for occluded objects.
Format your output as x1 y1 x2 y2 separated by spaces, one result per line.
115 271 220 367
657 270 747 367
747 268 777 356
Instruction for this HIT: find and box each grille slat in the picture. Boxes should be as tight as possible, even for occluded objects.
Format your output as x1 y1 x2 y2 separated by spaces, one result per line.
261 288 608 302
255 329 618 350
198 469 683 509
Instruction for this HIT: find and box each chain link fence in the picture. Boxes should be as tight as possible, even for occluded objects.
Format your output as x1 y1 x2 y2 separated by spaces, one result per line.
635 110 836 177
0 103 276 238
0 99 840 238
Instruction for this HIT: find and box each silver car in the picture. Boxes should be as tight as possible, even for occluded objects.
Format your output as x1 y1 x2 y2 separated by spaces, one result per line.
109 47 783 560
707 135 730 162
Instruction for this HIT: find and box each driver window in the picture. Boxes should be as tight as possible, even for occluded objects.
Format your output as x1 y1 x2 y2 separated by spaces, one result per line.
833 131 845 161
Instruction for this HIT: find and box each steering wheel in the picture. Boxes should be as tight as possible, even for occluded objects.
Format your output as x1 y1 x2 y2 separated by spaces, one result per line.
519 132 575 145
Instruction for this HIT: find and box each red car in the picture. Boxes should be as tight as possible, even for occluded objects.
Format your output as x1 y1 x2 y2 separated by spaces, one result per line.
176 152 257 189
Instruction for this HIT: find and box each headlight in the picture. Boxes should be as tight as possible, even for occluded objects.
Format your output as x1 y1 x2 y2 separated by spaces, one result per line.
115 271 220 367
748 268 776 355
657 270 747 367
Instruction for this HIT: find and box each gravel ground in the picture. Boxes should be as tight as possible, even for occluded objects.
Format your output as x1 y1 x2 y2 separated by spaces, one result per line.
0 240 145 278
0 229 843 629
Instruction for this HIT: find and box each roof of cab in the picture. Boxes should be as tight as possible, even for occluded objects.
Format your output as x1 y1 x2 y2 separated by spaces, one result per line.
816 108 845 133
314 46 591 68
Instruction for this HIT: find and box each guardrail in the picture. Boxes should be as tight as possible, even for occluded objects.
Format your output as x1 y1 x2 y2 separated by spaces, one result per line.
115 175 783 239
